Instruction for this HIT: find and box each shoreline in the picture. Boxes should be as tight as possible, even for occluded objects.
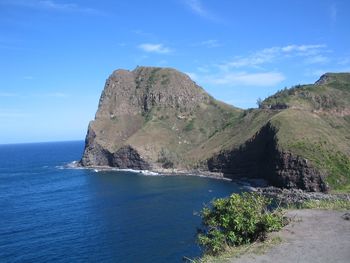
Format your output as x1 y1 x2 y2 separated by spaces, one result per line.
64 161 350 202
66 161 231 181
64 161 273 188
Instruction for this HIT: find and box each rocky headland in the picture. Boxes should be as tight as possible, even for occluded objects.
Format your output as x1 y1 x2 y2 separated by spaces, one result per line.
80 67 350 193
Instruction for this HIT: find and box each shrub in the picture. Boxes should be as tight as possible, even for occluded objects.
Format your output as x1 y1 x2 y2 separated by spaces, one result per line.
184 119 195 132
197 192 285 255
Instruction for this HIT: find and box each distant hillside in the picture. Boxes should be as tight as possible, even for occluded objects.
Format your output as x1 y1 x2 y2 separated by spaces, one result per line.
81 67 350 193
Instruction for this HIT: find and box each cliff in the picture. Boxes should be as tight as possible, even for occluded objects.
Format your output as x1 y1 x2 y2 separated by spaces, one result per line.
81 68 350 192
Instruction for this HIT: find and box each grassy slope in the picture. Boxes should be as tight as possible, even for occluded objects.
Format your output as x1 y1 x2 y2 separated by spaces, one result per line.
191 73 350 192
264 73 350 192
189 109 277 163
126 98 243 168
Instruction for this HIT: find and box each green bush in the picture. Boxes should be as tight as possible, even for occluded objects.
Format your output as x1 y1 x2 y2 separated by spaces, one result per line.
197 192 285 255
184 119 195 132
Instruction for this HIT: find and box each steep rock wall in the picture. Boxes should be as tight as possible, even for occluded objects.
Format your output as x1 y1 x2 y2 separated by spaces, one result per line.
207 123 328 192
80 123 150 169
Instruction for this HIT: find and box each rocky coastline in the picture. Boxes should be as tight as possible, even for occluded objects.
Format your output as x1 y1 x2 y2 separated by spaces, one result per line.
74 161 349 205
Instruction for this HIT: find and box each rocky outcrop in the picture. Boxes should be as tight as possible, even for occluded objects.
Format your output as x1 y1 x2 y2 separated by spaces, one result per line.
275 152 328 192
95 67 210 120
315 73 331 85
80 123 150 169
110 146 150 170
207 123 328 192
80 123 110 166
80 66 217 169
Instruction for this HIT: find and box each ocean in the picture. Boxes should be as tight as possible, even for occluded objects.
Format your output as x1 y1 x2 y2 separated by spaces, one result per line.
0 141 243 262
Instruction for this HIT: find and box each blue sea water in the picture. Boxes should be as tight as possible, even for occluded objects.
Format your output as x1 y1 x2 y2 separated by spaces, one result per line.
0 141 243 262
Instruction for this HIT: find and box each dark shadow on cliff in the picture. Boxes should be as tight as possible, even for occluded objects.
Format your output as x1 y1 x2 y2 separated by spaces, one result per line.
207 123 328 192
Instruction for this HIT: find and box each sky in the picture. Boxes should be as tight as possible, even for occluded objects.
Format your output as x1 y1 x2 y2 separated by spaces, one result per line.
0 0 350 144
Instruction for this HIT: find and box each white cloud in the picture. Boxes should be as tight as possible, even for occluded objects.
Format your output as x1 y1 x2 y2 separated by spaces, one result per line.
281 44 326 53
1 0 101 14
220 44 328 70
185 0 207 17
221 51 275 69
186 43 336 92
183 0 218 21
38 0 77 10
203 71 285 87
138 43 171 54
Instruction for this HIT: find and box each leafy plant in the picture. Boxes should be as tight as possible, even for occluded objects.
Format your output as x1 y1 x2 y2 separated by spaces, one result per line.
197 192 285 255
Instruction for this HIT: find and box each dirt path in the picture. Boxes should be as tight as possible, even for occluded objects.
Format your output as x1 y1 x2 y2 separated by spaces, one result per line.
231 209 350 263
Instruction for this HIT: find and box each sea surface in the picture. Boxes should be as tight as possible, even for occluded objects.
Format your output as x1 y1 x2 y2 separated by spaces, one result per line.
0 141 244 262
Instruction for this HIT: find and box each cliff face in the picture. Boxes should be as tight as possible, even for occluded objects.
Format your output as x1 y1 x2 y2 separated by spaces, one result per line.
81 67 350 192
81 123 150 169
207 123 328 192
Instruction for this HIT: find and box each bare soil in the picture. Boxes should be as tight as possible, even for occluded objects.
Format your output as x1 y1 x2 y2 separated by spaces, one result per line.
231 209 350 263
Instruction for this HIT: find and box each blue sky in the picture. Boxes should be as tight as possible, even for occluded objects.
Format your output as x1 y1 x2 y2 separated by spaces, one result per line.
1 0 350 143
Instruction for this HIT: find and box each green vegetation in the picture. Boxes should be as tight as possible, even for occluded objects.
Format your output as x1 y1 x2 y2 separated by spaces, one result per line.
193 236 282 263
290 199 350 211
193 196 350 262
197 193 285 255
184 118 195 132
288 141 350 192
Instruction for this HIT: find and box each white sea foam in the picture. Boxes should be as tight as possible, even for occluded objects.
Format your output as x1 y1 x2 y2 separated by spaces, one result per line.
59 162 160 176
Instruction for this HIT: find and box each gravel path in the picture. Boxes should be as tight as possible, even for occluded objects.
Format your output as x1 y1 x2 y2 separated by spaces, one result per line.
231 209 350 263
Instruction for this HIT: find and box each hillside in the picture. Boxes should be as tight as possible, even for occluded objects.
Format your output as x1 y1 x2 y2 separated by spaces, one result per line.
81 68 350 192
